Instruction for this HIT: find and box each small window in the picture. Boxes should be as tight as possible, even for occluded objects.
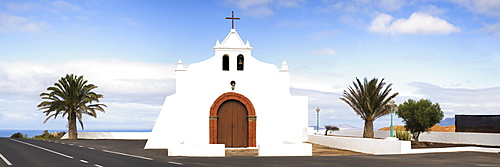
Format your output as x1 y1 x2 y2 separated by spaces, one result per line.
223 55 229 71
237 54 244 71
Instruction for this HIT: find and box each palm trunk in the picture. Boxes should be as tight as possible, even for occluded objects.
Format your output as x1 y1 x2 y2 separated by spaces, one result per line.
68 112 78 140
363 120 374 138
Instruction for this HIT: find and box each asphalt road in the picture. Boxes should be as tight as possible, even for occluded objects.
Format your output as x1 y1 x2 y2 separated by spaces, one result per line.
1 138 499 167
0 138 170 167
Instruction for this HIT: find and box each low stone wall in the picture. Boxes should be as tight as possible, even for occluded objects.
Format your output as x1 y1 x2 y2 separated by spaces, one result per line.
418 132 500 146
308 135 410 154
329 129 500 146
308 134 500 155
61 132 150 140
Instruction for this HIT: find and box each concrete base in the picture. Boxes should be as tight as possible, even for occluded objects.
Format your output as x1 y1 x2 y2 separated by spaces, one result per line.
385 137 399 141
258 143 312 156
168 144 225 157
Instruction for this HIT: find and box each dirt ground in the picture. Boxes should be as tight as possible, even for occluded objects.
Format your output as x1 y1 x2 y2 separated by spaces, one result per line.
225 143 367 156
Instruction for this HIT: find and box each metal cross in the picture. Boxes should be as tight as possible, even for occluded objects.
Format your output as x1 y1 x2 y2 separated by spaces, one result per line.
225 11 240 29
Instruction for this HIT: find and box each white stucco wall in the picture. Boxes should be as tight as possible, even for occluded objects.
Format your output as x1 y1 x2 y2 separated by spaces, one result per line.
330 129 500 146
145 29 308 149
308 135 411 154
308 134 500 155
61 132 150 140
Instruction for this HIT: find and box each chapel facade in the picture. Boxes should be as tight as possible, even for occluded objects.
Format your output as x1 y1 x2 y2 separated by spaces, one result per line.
144 22 309 152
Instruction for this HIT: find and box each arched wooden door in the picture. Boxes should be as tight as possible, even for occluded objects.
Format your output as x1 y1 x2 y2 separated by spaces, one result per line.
209 92 256 147
217 100 248 147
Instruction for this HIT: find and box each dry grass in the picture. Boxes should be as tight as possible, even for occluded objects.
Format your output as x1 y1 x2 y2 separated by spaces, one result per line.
225 149 258 156
309 142 368 156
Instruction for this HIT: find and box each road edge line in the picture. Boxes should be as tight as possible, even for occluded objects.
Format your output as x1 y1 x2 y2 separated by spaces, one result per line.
0 153 12 166
10 139 74 159
102 150 153 161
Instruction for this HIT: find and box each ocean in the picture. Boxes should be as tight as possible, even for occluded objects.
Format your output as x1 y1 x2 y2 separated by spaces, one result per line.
0 129 151 138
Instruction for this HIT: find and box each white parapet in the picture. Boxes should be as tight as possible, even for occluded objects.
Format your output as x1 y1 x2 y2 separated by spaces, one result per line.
331 129 500 147
168 144 225 157
258 143 312 156
61 132 150 140
308 135 410 155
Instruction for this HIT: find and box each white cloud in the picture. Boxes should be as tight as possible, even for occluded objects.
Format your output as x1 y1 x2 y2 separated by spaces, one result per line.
119 17 139 27
409 82 500 118
0 59 177 130
482 23 500 35
312 48 338 56
419 5 448 16
226 0 304 17
452 0 500 18
277 0 305 8
376 0 405 12
6 2 43 12
0 14 49 33
50 0 83 12
7 1 83 13
308 30 341 40
0 59 176 102
322 0 404 14
368 13 461 35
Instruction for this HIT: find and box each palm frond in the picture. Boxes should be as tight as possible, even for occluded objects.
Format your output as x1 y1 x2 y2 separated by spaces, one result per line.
37 74 107 135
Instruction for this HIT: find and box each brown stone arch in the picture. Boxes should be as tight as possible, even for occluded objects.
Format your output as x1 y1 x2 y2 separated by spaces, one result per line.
209 92 256 147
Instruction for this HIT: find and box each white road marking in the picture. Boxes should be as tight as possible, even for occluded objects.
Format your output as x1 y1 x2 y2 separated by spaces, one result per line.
168 161 184 165
88 147 95 150
102 150 153 161
80 159 88 164
0 153 12 166
10 139 74 159
54 141 59 143
69 144 74 146
61 142 65 144
94 164 104 167
78 145 84 148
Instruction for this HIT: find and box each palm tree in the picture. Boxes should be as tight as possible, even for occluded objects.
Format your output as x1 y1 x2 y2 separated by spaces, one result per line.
340 77 398 138
38 74 106 140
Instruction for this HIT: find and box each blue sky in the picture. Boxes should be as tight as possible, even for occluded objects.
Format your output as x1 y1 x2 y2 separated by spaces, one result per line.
0 0 499 132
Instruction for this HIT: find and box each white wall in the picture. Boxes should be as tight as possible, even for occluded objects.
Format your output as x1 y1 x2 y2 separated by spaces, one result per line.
329 129 500 146
309 134 500 155
61 132 150 140
418 132 500 146
308 135 410 154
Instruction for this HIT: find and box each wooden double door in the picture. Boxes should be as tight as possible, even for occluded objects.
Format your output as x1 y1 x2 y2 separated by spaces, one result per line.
217 100 248 147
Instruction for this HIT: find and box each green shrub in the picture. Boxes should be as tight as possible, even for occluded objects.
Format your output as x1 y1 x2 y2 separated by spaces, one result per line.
395 127 411 141
32 130 66 140
10 132 26 138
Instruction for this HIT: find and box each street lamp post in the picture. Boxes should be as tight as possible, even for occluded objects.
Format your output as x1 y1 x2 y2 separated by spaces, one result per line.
316 107 320 133
389 100 395 137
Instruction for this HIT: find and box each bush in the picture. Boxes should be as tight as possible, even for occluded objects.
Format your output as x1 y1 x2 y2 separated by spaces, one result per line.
32 130 66 140
395 127 411 141
10 132 26 138
396 99 443 142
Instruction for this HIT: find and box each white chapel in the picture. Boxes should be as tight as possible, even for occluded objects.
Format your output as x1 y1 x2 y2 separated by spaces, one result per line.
145 14 310 156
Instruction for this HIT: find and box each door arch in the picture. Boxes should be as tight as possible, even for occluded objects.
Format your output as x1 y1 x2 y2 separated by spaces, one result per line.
209 92 256 147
